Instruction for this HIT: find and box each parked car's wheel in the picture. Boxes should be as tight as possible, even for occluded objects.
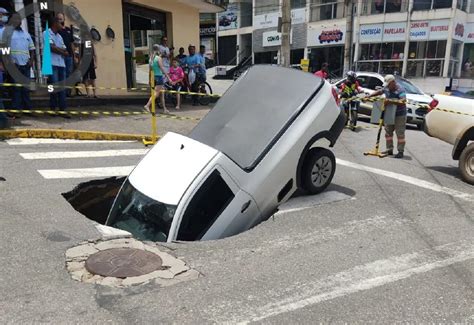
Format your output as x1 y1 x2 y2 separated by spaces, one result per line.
459 142 474 185
301 147 336 194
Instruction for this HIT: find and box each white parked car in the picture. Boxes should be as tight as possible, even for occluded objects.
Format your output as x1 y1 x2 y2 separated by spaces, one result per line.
424 94 474 184
333 72 438 129
106 66 345 242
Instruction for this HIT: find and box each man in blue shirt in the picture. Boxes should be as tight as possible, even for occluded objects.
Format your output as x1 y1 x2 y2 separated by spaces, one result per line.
8 13 35 110
184 45 202 106
44 17 68 112
198 45 207 80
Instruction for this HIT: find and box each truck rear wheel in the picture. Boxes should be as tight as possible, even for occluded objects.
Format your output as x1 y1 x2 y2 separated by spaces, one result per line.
301 148 336 194
459 143 474 185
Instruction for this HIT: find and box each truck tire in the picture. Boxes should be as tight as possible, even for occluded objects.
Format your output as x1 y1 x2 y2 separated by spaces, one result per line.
459 142 474 185
301 147 336 194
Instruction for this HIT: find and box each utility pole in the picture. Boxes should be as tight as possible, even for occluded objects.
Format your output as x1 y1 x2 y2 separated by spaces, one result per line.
280 0 291 67
343 0 354 74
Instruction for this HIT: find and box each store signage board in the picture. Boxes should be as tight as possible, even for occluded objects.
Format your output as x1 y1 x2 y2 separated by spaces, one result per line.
307 23 346 47
453 21 465 42
465 23 474 44
410 21 430 41
254 12 279 30
291 8 306 25
383 22 407 42
262 30 293 47
359 24 383 43
429 19 450 40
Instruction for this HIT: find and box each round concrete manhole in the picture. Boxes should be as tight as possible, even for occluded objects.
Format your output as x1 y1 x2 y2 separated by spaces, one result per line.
85 248 163 278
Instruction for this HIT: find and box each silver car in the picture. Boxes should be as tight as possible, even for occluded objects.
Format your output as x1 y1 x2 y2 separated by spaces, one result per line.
334 72 438 129
106 66 345 242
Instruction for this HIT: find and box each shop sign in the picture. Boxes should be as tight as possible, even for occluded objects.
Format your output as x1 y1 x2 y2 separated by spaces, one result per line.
300 59 310 72
466 23 474 44
262 30 293 47
218 3 239 31
382 22 407 42
453 22 465 42
410 21 430 41
200 25 216 37
429 19 450 40
291 8 306 25
359 24 383 43
254 12 279 30
307 23 346 47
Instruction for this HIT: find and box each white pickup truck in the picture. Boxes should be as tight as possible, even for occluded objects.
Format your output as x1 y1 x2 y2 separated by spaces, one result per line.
424 94 474 184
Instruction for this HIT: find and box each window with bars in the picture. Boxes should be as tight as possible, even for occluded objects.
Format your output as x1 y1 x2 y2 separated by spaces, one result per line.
291 0 307 8
456 0 468 11
310 0 344 21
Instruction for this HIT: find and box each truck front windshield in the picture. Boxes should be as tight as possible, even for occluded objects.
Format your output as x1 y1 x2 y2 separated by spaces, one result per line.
106 179 176 242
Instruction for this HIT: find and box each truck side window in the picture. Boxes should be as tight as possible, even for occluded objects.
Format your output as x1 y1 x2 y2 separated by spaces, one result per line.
177 170 235 241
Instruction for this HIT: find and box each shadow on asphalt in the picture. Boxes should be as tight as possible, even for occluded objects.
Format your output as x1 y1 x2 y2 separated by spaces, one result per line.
427 165 462 180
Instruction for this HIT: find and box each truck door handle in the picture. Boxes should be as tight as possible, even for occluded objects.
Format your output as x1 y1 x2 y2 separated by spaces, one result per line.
241 200 251 213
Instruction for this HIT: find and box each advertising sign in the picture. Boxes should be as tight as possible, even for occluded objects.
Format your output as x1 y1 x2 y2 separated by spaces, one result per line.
453 22 465 42
382 22 407 42
307 23 346 47
200 24 217 37
359 24 383 43
218 3 239 31
428 19 450 40
253 12 279 30
410 21 430 41
466 23 474 44
262 30 293 47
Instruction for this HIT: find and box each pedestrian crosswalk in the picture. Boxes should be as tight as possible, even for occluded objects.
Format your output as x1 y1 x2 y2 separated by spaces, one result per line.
8 138 147 180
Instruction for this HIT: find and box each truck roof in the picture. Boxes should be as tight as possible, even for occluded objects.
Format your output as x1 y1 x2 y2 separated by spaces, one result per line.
189 65 324 171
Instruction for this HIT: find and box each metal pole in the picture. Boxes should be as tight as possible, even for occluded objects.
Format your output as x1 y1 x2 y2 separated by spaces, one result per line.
280 0 291 67
143 68 157 146
32 0 43 82
343 0 353 74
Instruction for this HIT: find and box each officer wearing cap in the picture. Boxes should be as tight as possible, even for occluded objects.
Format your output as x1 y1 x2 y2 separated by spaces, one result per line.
369 74 407 159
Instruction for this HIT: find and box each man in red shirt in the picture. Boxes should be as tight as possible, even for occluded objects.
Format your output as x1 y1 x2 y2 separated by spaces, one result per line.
314 62 329 79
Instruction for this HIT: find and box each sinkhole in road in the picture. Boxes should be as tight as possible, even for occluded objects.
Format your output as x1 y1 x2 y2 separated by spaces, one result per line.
62 177 125 225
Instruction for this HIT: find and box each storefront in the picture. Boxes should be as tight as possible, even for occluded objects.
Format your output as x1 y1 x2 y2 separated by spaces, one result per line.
307 21 346 76
357 22 406 75
217 2 238 65
200 23 217 66
462 23 474 78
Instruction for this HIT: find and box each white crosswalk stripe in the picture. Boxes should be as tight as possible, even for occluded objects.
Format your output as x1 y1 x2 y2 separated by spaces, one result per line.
12 138 146 180
20 149 149 160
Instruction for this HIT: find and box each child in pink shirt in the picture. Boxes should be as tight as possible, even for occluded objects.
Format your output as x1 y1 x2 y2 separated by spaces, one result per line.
169 59 185 109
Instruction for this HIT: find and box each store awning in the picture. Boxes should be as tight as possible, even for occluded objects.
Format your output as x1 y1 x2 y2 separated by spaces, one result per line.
178 0 225 13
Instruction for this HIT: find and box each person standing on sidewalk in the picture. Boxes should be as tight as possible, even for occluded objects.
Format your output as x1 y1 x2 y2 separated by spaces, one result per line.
8 13 35 111
56 13 74 97
45 17 68 113
368 74 407 159
0 7 8 127
144 44 170 113
158 36 170 74
314 62 329 79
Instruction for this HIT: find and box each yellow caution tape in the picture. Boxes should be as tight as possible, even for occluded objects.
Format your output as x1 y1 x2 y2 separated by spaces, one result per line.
0 128 154 141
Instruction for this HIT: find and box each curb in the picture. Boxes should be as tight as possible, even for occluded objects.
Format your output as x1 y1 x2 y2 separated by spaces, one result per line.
0 129 155 141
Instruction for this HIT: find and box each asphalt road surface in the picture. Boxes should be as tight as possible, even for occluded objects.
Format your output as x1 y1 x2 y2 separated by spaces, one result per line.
1 115 473 324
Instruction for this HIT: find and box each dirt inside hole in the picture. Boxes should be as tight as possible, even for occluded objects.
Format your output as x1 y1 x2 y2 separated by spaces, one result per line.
62 177 125 225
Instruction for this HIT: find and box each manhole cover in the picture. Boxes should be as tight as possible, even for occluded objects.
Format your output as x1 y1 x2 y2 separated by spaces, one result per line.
85 248 163 278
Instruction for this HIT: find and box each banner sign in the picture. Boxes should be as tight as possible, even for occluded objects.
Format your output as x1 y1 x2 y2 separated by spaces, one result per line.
307 22 346 47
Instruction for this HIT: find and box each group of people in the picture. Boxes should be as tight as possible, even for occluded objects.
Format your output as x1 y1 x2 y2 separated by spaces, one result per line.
145 36 208 113
315 63 407 159
0 8 98 120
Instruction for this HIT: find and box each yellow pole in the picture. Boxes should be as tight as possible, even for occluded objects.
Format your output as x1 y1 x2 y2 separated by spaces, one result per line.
143 68 158 146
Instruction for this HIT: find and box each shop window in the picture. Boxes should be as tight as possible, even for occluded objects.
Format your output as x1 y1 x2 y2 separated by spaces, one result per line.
240 2 253 28
407 60 444 77
462 45 474 78
291 0 307 8
407 41 446 77
362 0 408 14
470 0 474 12
310 0 345 21
359 42 404 61
456 0 467 11
255 0 279 15
177 170 235 241
413 0 452 11
408 41 446 59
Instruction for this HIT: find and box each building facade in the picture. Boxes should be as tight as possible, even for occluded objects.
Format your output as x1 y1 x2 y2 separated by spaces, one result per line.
1 0 223 94
216 0 474 92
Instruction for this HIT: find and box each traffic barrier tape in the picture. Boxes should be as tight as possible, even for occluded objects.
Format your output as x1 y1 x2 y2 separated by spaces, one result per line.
0 108 203 121
0 82 223 98
0 129 154 141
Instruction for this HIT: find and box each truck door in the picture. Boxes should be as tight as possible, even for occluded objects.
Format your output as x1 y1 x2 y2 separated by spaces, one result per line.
174 166 259 241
